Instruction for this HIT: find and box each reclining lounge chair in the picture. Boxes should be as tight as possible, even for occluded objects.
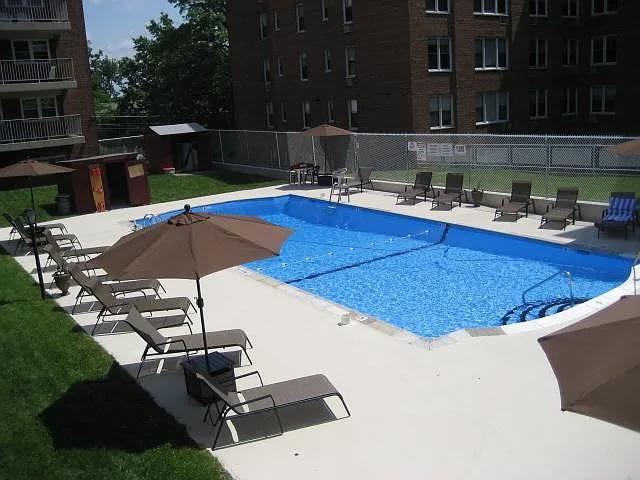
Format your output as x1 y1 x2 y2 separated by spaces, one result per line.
595 192 637 239
396 171 435 205
540 188 581 229
494 181 533 221
6 215 79 254
432 173 464 210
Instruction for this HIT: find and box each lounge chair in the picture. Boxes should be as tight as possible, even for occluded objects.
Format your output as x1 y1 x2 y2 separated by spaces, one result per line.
194 367 350 449
494 181 533 221
432 173 464 209
6 215 79 254
123 307 253 379
42 240 108 271
396 171 435 205
595 192 637 239
345 167 374 192
3 212 67 237
541 188 581 229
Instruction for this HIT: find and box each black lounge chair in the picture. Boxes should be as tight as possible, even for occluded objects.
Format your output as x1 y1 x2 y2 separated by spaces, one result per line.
541 188 581 229
432 173 464 209
396 171 435 205
3 212 67 238
123 307 253 379
595 192 637 239
494 181 533 221
195 367 350 449
6 215 79 254
329 167 374 202
346 166 374 192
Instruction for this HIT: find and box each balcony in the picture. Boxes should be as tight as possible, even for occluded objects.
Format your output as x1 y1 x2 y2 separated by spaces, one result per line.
0 114 84 152
0 58 76 93
0 0 70 34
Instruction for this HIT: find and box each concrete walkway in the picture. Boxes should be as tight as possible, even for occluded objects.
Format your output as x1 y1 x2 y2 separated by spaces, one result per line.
2 184 639 480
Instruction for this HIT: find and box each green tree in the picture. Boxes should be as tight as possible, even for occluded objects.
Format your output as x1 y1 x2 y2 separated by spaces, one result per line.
88 45 123 115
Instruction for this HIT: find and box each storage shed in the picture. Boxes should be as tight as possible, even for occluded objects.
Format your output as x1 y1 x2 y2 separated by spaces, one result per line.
144 123 212 173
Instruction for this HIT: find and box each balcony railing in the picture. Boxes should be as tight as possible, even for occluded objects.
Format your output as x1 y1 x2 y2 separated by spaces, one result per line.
0 0 69 23
0 114 82 144
0 58 74 84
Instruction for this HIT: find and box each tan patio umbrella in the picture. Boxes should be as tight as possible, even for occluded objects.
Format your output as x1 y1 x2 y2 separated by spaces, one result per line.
612 139 640 155
89 205 293 371
300 124 353 173
538 295 640 432
0 159 74 299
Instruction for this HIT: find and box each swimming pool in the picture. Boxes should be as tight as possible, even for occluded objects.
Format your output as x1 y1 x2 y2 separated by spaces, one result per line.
138 195 632 338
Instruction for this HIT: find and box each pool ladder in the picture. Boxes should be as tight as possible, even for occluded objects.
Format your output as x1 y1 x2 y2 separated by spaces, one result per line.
632 250 640 295
522 271 575 306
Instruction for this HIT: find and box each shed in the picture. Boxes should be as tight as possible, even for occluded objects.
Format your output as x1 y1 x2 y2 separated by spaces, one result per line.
144 123 212 173
57 153 150 214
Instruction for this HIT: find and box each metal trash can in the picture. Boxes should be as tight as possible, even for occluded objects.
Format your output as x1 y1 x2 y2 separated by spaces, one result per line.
55 193 72 215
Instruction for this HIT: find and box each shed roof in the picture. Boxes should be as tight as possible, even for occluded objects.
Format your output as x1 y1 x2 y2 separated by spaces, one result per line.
148 123 207 136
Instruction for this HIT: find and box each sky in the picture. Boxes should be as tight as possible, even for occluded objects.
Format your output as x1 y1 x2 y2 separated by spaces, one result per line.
84 0 183 58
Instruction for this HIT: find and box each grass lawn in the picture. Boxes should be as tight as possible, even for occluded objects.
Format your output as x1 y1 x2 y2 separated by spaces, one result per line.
0 170 283 227
0 250 228 480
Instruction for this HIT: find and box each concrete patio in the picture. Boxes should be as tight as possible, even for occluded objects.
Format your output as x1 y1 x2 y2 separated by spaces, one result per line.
2 184 639 480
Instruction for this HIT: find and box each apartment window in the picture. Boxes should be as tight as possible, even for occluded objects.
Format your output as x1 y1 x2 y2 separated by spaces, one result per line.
324 49 333 72
348 99 359 129
592 0 617 15
425 0 449 14
590 85 616 114
265 103 274 127
321 0 329 20
429 95 454 129
20 97 57 119
529 0 547 16
427 38 452 71
327 99 335 123
296 3 305 32
562 0 578 17
273 10 281 31
345 46 356 77
280 101 288 123
474 0 508 15
302 100 311 128
529 89 548 119
591 35 617 65
11 40 50 60
562 39 579 66
277 56 284 76
529 38 547 68
258 12 268 39
562 88 578 115
299 53 309 80
343 0 353 23
476 91 509 124
475 38 508 70
262 58 272 84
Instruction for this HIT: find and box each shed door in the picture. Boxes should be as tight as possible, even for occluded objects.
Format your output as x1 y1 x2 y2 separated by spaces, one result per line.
125 160 150 206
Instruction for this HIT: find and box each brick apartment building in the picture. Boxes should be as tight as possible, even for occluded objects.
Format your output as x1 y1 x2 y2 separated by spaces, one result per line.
0 0 98 166
228 0 640 135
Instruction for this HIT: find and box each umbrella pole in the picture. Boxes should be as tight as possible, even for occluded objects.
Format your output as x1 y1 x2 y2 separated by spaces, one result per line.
195 275 211 371
27 176 45 300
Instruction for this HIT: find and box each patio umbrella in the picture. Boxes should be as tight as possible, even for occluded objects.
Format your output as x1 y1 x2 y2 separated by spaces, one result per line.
612 139 640 155
538 295 640 432
0 159 74 299
300 124 353 173
89 205 293 371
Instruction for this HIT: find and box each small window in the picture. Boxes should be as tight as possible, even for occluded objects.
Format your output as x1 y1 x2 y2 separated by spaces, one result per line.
562 39 579 66
277 56 284 77
474 0 508 15
302 100 311 128
281 101 288 123
529 89 548 119
590 85 616 114
327 99 335 123
429 95 454 129
476 91 509 124
529 38 547 68
321 0 329 20
348 98 358 129
324 49 333 72
562 88 578 115
12 39 50 61
425 0 449 14
20 97 57 119
30 41 50 60
266 102 274 127
299 53 309 81
343 0 353 23
273 10 281 31
475 38 508 70
427 38 452 72
562 0 578 17
529 0 547 16
592 0 617 15
21 98 39 118
591 35 617 65
345 46 356 78
263 58 272 84
258 12 268 39
296 3 305 32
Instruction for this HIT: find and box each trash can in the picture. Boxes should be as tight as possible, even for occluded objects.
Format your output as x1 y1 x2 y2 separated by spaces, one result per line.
55 193 72 216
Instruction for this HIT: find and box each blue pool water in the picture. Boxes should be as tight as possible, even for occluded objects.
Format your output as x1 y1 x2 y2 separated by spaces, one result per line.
138 195 632 338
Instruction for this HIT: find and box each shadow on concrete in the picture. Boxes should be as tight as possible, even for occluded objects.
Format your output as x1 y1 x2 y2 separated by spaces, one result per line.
275 184 328 192
71 313 190 337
